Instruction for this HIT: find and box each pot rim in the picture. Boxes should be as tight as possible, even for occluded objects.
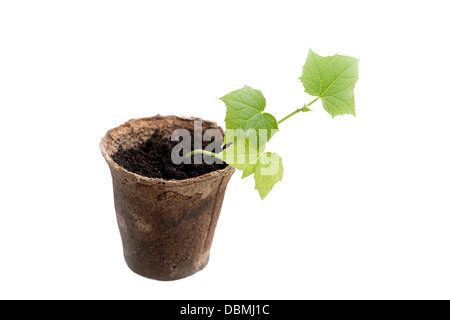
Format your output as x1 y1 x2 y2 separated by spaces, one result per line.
100 115 235 187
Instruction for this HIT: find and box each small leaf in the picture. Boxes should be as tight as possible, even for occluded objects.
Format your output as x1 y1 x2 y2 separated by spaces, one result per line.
300 49 359 118
222 146 283 199
221 133 262 179
221 85 278 148
254 152 284 200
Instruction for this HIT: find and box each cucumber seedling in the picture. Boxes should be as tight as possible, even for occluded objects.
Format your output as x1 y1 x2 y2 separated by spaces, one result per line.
188 49 359 199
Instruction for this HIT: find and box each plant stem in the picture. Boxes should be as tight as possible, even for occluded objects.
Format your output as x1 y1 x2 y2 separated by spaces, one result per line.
186 98 319 159
277 97 319 125
184 149 222 159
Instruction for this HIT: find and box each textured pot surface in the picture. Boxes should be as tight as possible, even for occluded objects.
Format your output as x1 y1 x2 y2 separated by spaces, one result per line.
100 115 235 281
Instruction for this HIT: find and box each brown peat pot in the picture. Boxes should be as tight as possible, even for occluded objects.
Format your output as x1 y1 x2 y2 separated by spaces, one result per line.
100 115 235 281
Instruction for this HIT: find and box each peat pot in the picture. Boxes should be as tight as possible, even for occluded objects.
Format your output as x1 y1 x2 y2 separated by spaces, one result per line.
100 115 235 281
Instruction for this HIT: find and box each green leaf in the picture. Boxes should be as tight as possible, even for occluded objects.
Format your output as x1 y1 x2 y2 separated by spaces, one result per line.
220 138 283 199
221 132 262 179
254 152 284 200
300 49 359 118
221 85 278 147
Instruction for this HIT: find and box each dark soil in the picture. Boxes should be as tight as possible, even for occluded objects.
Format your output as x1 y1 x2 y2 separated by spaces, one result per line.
112 130 227 180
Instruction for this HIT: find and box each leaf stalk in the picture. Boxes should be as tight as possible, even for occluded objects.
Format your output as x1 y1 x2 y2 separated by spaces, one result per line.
276 97 319 125
184 149 222 159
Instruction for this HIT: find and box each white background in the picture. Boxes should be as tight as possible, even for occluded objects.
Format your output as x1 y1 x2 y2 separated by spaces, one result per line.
1 1 449 300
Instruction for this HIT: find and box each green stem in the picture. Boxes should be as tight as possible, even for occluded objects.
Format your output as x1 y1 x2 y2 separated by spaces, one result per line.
186 97 319 159
184 149 222 159
277 97 319 125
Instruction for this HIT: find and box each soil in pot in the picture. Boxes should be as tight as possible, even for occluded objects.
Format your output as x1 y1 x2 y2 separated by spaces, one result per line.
112 129 226 180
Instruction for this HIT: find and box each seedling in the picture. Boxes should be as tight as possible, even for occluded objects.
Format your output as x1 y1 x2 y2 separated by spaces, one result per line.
188 49 359 199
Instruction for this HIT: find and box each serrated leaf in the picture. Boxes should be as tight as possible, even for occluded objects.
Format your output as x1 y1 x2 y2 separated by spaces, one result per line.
254 152 283 200
221 85 278 148
221 145 283 199
300 49 359 118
